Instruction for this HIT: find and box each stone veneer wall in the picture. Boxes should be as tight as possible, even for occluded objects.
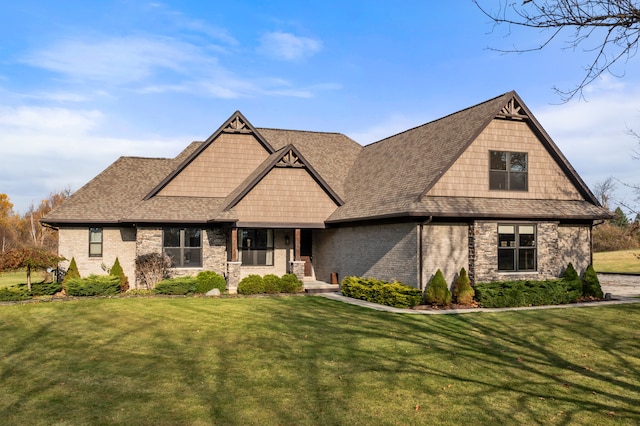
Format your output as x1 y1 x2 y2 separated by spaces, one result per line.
135 226 227 288
313 223 418 286
421 223 469 291
472 221 561 283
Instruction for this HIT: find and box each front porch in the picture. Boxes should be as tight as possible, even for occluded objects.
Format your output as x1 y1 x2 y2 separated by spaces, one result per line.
303 279 340 294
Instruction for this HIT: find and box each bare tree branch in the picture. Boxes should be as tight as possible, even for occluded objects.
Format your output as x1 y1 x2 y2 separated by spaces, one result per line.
474 0 640 101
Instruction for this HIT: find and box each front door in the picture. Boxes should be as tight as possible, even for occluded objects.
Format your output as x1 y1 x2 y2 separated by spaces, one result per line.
300 229 313 277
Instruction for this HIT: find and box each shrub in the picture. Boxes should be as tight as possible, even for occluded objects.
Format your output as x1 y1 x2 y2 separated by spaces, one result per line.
110 257 129 292
582 264 604 299
263 274 282 294
474 279 582 308
196 271 226 294
63 257 80 286
135 253 171 289
27 281 62 296
154 277 198 295
453 267 474 305
562 263 579 281
424 270 452 306
238 274 265 295
280 273 303 293
65 275 121 297
340 276 422 309
125 288 154 296
0 286 31 302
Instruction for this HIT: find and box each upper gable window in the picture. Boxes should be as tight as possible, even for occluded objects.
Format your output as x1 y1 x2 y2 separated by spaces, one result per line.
489 151 528 191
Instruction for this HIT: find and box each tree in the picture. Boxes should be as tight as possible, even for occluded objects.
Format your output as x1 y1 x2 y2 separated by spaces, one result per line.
474 0 640 100
593 177 617 210
0 194 18 252
611 206 630 227
23 188 71 252
0 248 64 291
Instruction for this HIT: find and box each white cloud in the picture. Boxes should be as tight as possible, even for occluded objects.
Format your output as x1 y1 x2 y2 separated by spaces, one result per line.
257 31 322 61
0 105 188 214
534 82 640 209
21 35 212 85
348 114 424 145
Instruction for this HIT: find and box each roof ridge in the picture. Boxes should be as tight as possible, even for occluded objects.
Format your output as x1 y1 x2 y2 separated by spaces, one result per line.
257 127 348 136
365 91 514 147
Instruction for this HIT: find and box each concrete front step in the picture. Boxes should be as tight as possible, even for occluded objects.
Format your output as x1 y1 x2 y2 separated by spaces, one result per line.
303 280 340 294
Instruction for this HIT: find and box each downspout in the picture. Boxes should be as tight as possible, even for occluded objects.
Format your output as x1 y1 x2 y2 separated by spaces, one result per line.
591 219 606 266
418 216 433 291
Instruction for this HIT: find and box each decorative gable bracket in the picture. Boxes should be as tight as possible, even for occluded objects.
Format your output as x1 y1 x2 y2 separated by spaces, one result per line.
497 98 528 121
223 115 252 133
276 149 305 168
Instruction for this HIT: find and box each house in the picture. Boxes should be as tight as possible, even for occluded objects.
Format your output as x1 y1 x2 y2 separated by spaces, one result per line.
42 91 612 292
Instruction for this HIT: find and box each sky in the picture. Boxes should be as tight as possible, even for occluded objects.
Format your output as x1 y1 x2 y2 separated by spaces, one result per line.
1 0 639 216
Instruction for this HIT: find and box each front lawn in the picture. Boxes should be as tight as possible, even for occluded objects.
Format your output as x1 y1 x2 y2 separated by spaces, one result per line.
1 297 639 425
593 249 640 274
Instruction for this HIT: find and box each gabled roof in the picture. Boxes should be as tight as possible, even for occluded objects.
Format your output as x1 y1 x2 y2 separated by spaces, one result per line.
42 91 612 227
144 111 275 200
220 144 344 213
328 91 609 223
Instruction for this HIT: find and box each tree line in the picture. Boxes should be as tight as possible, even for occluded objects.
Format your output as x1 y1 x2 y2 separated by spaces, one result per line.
0 190 70 254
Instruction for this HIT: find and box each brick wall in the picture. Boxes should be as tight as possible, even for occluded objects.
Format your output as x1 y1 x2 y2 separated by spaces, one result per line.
557 224 591 275
313 223 418 286
421 223 469 291
58 226 136 283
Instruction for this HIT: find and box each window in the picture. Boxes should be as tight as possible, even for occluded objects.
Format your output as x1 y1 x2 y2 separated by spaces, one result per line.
239 229 273 266
163 228 202 268
498 224 536 272
89 228 103 257
489 151 528 191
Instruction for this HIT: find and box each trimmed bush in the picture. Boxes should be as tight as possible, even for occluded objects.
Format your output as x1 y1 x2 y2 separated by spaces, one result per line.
154 277 198 295
424 270 452 306
238 274 265 295
453 267 474 305
474 279 583 308
263 274 282 294
63 257 80 286
0 286 31 302
110 257 129 292
341 276 422 309
280 274 303 293
65 275 121 297
196 271 226 294
582 264 604 299
563 263 579 281
27 281 62 296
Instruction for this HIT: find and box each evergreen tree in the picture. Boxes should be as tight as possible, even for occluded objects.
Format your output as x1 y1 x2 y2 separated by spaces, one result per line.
424 269 452 306
611 207 629 228
453 267 474 305
63 257 80 284
110 257 129 292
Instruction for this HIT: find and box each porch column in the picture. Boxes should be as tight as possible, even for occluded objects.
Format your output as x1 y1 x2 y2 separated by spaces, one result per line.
290 228 305 280
231 228 238 262
294 228 301 261
227 228 240 294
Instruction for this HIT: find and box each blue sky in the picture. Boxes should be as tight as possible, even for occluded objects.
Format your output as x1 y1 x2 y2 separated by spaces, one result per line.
1 1 639 215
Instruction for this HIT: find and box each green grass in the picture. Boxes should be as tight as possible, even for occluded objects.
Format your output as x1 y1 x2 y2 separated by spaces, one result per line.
0 270 54 288
593 249 640 273
1 297 639 425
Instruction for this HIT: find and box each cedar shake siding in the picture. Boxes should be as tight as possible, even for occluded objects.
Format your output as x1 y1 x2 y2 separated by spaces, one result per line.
41 92 613 292
427 119 582 200
231 167 338 226
159 133 270 198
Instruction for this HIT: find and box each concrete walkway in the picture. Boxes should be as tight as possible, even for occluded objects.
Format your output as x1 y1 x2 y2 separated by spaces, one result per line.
316 274 640 315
